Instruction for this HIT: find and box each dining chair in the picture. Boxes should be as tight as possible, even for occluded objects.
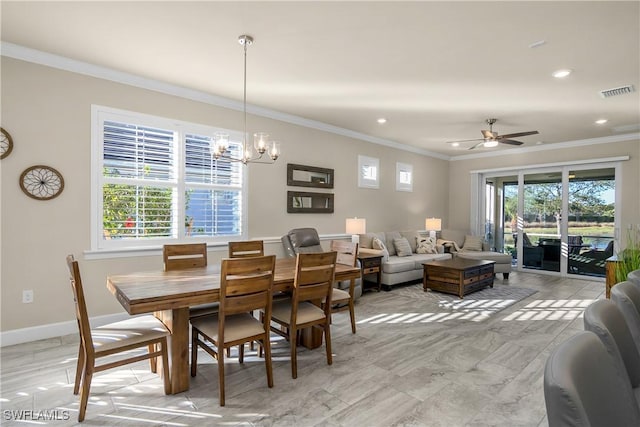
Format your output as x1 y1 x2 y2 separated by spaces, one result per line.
190 255 276 406
544 331 640 426
66 255 171 422
163 243 218 319
228 240 264 258
264 251 337 379
324 240 358 333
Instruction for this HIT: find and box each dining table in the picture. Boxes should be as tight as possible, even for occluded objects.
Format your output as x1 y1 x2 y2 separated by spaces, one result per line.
107 257 360 394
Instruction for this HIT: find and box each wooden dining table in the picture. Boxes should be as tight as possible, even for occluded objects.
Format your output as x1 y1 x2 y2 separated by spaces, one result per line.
107 257 360 394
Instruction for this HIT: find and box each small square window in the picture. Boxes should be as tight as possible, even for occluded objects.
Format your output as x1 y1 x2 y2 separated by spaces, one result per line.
396 162 413 192
358 155 380 189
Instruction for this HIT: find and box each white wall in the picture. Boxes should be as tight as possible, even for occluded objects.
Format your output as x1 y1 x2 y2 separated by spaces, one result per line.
0 57 449 335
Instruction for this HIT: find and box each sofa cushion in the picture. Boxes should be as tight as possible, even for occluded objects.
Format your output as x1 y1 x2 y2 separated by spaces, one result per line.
417 236 438 254
440 229 466 248
385 231 402 256
394 237 412 257
382 256 418 274
462 235 484 251
400 231 420 253
360 232 385 250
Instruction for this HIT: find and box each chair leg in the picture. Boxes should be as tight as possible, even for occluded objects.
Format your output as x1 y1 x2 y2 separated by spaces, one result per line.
324 322 333 366
218 345 226 406
290 326 298 379
148 343 157 373
73 343 85 395
77 364 93 422
239 342 244 364
263 336 274 388
190 328 198 377
160 339 171 395
349 299 356 334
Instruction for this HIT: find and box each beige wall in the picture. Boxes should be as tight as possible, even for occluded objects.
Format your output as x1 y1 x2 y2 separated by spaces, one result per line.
447 141 640 233
0 58 449 332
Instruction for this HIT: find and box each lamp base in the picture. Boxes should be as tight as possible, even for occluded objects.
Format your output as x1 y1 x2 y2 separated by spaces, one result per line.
351 234 360 244
429 230 437 240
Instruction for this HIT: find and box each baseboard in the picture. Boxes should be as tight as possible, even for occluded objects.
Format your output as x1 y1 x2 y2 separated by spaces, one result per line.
0 312 130 347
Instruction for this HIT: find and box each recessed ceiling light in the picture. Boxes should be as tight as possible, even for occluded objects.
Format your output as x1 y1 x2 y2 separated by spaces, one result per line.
528 40 546 49
595 119 608 125
451 142 460 147
552 69 572 78
377 118 387 124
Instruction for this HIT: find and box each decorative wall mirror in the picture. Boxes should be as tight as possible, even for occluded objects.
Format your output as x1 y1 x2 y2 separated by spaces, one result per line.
287 191 334 213
287 163 334 188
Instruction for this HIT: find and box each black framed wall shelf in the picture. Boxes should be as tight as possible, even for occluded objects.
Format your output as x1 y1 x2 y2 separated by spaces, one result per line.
287 164 334 188
287 191 334 213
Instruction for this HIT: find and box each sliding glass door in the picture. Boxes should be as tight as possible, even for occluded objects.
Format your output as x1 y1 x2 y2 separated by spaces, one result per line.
480 164 617 278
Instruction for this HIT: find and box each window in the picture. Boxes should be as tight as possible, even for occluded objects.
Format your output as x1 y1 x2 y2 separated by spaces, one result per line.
92 106 246 250
358 155 379 189
395 162 413 192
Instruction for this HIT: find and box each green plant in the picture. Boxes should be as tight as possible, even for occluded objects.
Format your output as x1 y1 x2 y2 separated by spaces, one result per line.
615 226 640 283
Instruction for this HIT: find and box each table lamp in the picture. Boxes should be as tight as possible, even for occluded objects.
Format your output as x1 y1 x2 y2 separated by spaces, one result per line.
425 217 442 240
346 217 366 244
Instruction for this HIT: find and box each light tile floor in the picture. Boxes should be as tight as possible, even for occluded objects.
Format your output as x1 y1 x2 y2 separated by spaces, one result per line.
0 271 604 426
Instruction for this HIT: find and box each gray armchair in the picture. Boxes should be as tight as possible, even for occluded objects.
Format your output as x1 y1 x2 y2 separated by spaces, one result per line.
611 281 640 355
281 228 362 299
543 331 640 427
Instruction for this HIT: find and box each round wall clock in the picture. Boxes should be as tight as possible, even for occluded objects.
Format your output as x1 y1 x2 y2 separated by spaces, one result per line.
19 165 65 200
1 127 13 159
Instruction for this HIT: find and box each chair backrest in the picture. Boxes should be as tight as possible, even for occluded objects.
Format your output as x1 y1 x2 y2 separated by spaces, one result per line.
583 299 640 388
218 255 276 318
228 240 264 258
611 281 640 353
163 243 207 271
292 252 337 310
628 269 640 286
330 240 358 267
281 228 323 257
544 331 640 427
66 255 94 355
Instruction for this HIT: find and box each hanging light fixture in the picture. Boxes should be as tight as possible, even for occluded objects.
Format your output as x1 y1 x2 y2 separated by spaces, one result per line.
210 35 280 164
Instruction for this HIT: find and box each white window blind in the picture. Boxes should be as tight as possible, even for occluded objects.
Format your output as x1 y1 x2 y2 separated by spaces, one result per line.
93 106 246 250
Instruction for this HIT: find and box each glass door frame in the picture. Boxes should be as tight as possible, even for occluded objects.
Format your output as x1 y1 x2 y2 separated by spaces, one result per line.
473 160 622 279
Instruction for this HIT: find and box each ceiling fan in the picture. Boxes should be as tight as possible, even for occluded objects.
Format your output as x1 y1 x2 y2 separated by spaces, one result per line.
448 118 539 150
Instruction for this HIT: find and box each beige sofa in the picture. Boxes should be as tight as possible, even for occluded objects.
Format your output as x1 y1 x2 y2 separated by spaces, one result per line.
358 231 452 290
439 229 512 279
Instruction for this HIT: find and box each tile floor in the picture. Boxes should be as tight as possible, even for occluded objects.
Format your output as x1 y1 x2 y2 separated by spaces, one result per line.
0 271 604 426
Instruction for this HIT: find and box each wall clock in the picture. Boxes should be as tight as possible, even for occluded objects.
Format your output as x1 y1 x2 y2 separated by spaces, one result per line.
19 165 65 200
1 127 13 159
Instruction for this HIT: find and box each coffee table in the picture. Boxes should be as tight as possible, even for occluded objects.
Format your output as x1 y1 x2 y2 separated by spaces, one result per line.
423 258 495 299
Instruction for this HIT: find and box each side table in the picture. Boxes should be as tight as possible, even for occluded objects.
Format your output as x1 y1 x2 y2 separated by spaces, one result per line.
358 253 383 292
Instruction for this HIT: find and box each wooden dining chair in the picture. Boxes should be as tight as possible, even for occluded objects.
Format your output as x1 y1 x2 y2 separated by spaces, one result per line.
229 240 264 258
163 243 219 319
66 255 171 422
190 255 276 406
324 240 358 333
264 251 337 379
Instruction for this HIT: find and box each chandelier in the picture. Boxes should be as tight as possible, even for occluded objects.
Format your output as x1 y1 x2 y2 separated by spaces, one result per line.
210 35 280 164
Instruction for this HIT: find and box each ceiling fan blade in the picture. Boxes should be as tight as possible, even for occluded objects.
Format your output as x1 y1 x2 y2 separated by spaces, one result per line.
481 130 496 139
469 141 486 150
498 130 539 139
446 138 484 144
499 139 524 146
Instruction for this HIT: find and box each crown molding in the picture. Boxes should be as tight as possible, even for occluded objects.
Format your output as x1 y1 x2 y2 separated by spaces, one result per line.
449 132 640 162
1 42 449 160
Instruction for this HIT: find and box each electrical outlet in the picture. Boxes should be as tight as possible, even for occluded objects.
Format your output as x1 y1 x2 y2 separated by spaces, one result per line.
22 290 34 304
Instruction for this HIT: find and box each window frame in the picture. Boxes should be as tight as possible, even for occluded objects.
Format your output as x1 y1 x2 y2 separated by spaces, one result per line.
90 105 248 252
358 155 380 189
395 162 413 192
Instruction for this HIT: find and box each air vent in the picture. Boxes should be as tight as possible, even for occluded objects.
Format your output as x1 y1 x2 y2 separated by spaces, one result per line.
599 85 635 98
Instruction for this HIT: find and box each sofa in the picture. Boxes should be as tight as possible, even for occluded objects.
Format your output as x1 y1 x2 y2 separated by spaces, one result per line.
281 227 362 299
438 229 512 279
357 230 452 290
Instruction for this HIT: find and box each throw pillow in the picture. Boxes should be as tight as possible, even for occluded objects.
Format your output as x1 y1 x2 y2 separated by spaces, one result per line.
371 237 389 262
416 236 437 254
393 237 412 257
463 235 483 251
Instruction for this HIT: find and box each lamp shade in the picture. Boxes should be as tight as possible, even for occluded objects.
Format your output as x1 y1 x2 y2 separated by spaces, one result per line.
425 218 442 232
346 217 366 235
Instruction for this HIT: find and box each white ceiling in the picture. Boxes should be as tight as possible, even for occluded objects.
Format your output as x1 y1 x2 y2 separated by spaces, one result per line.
2 1 639 158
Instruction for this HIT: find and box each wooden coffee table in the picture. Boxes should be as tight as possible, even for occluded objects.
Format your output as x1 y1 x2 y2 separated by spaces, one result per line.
423 258 495 299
